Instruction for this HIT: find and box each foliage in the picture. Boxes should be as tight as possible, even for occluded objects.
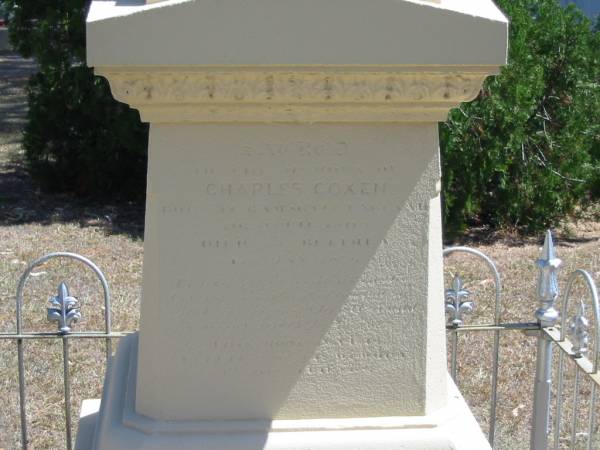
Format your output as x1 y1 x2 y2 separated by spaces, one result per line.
3 0 148 198
441 0 600 236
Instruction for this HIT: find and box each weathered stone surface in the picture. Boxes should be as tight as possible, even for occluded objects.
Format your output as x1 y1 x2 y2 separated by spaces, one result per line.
136 123 445 420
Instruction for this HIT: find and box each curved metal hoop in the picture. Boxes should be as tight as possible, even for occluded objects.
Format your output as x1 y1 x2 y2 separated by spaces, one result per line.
15 252 112 335
443 247 502 325
553 269 600 450
559 269 600 373
443 246 502 447
13 252 113 450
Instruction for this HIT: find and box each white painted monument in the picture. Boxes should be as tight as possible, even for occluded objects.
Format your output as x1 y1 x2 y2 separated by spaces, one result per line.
77 1 508 448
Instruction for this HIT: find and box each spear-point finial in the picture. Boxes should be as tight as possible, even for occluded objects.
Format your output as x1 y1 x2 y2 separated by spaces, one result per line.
535 230 561 327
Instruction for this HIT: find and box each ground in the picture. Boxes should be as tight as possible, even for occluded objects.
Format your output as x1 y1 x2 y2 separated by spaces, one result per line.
1 50 599 449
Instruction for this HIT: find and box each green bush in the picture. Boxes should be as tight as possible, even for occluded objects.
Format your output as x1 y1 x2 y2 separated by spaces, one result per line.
4 0 148 198
441 0 600 236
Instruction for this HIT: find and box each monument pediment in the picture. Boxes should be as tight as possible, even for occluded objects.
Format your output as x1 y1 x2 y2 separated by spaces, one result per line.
87 0 507 67
87 0 507 122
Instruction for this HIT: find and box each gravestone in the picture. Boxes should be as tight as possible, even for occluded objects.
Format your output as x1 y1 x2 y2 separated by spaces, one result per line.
77 0 508 448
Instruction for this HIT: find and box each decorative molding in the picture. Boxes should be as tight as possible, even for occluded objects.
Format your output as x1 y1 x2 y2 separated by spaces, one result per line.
98 70 488 104
95 66 497 122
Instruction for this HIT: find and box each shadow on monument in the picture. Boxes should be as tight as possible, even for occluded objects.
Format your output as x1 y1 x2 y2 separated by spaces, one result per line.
90 123 440 447
131 124 437 428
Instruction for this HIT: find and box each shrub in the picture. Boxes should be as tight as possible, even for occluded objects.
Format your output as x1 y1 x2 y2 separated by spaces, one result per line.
4 0 148 198
441 0 600 236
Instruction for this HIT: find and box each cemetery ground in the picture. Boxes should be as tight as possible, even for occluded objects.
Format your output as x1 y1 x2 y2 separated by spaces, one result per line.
1 50 600 449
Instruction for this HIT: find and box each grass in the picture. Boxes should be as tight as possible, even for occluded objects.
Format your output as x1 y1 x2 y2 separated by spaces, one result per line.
1 50 599 449
444 230 600 449
0 49 143 450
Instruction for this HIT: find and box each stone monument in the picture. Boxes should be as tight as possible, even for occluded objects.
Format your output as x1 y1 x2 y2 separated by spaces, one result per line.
77 0 508 448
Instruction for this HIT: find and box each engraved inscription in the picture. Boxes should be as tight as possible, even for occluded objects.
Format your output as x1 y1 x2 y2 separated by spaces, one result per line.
144 125 434 399
241 141 349 158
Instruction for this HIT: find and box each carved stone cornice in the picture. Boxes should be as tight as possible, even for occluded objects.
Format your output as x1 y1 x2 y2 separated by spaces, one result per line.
95 66 497 123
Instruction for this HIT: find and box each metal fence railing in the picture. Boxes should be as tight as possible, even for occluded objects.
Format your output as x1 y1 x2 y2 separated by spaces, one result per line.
445 231 600 450
551 268 600 450
1 253 131 450
0 231 598 450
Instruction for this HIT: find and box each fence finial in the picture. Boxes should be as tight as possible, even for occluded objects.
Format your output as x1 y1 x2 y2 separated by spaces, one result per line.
445 275 474 327
568 300 589 358
47 282 81 334
535 230 561 327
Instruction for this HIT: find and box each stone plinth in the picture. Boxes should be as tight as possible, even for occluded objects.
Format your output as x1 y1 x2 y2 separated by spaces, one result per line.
78 0 508 449
78 334 491 450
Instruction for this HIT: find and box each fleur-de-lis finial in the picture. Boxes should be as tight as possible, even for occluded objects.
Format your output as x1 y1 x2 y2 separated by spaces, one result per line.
445 275 474 327
535 231 561 327
47 282 81 334
568 300 589 358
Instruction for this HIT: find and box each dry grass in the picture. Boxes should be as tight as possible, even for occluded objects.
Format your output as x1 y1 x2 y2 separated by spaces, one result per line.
1 50 600 449
0 225 142 450
0 50 143 450
444 224 600 450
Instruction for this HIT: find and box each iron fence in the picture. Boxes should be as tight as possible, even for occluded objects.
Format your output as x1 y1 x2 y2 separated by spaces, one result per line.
445 231 600 450
0 232 598 449
0 253 131 450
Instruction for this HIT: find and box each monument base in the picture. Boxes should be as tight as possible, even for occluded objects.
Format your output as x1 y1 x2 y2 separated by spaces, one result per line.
76 335 490 450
